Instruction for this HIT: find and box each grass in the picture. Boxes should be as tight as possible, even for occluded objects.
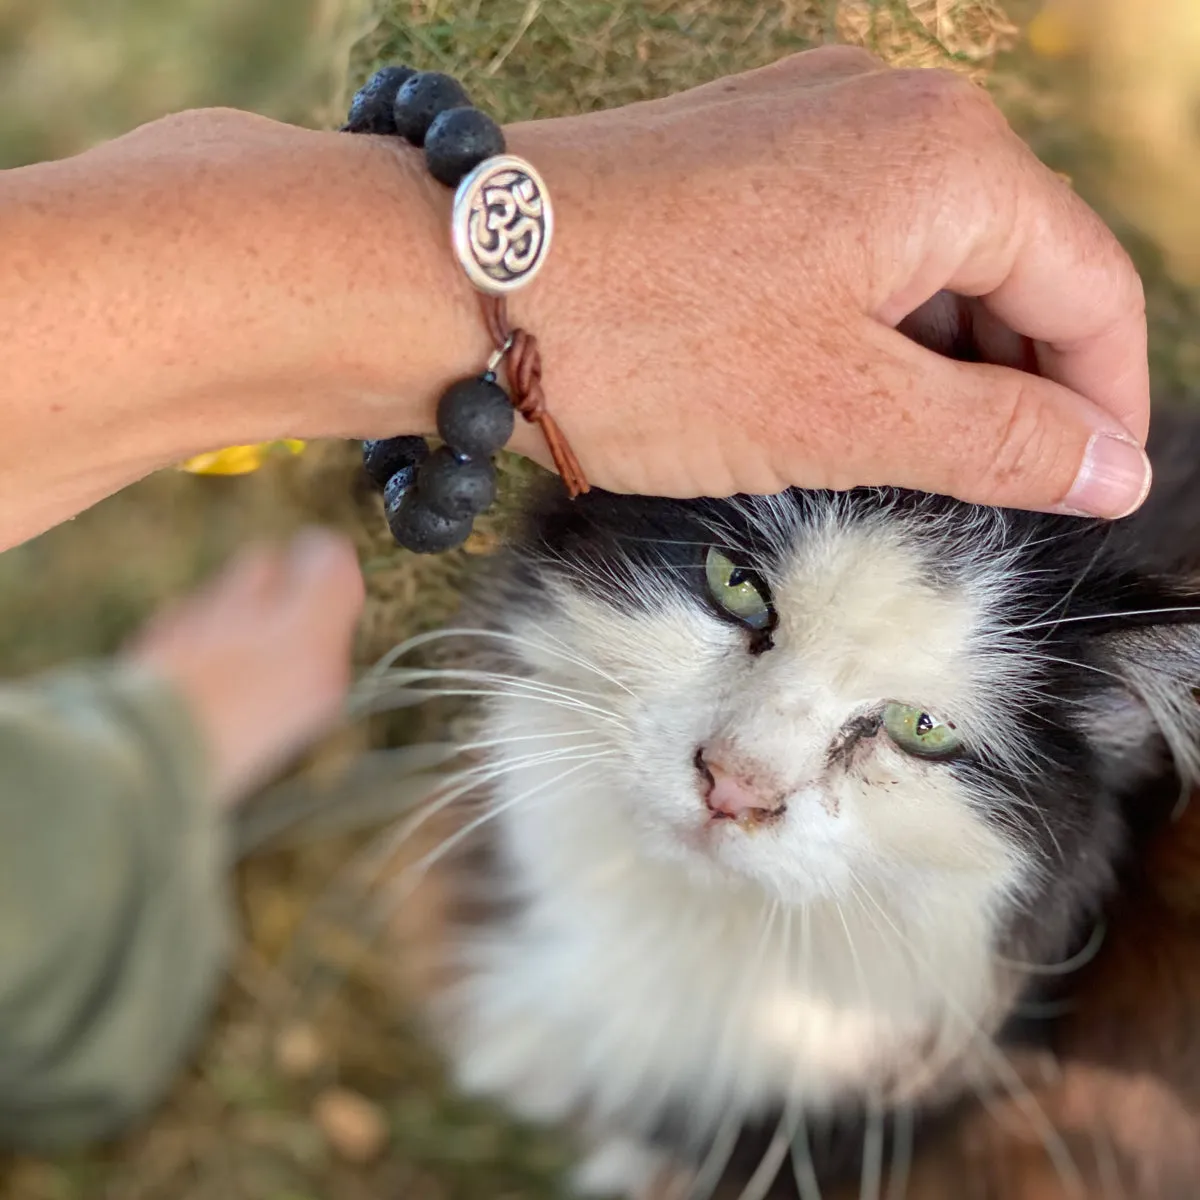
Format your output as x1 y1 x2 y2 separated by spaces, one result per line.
0 2 1198 1197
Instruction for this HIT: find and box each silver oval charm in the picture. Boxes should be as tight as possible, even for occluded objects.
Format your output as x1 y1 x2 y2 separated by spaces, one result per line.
451 154 554 296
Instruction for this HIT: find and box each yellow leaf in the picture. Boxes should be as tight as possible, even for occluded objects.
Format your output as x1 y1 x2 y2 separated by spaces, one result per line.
177 440 307 476
1028 3 1083 59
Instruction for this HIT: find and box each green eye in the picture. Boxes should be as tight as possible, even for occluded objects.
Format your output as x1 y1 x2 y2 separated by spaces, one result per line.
704 547 773 631
882 702 962 760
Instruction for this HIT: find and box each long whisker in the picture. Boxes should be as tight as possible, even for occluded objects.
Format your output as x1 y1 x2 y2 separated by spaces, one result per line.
735 1123 794 1200
684 1110 744 1200
1012 603 1200 635
833 896 883 1200
279 742 611 1010
994 920 1106 977
1024 529 1114 638
456 726 602 752
352 685 632 732
376 755 614 914
683 900 781 1200
851 886 1084 1197
369 625 636 696
885 1103 913 1200
735 902 828 1200
370 665 613 699
789 898 823 1200
355 669 629 723
350 742 613 891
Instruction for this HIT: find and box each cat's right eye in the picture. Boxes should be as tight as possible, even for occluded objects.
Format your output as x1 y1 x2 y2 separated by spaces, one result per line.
704 547 775 633
882 702 962 760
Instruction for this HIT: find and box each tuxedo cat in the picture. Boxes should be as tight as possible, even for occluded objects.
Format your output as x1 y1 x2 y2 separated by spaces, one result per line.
384 404 1200 1199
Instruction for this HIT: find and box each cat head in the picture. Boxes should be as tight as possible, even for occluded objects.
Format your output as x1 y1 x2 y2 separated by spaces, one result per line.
476 485 1200 963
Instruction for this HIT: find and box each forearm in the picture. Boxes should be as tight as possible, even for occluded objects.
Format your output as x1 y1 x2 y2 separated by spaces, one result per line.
0 110 495 551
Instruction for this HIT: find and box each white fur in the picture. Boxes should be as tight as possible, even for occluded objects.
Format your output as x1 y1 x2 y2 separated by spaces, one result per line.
437 501 1041 1177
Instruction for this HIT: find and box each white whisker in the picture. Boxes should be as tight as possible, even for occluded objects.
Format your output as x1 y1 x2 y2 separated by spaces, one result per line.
885 1103 912 1200
1013 603 1200 635
994 920 1106 977
370 625 636 696
852 886 1084 1197
377 754 614 914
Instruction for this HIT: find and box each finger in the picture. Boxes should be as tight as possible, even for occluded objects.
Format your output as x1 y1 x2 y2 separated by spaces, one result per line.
964 158 1149 443
881 117 1150 443
282 527 365 622
222 543 290 603
776 319 1151 517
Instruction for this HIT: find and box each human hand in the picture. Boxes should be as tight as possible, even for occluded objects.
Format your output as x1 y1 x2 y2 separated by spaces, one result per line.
4 51 1148 551
499 46 1150 517
124 529 364 808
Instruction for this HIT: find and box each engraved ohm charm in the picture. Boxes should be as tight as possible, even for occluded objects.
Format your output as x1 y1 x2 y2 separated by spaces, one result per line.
451 154 554 296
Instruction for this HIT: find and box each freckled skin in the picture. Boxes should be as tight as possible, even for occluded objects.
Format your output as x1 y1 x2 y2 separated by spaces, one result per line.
0 48 1149 550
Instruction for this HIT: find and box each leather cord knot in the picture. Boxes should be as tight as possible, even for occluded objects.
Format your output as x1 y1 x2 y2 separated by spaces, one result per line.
481 295 589 498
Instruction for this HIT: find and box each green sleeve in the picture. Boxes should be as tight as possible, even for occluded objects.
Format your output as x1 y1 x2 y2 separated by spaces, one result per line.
0 662 230 1150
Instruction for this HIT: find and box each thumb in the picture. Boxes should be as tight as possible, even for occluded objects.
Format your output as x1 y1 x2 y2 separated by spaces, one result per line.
809 322 1152 517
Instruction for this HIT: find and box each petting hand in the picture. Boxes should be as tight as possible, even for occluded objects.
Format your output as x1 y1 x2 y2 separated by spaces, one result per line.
504 45 1150 517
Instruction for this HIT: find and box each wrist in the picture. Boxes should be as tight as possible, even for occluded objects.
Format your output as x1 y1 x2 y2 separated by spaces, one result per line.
275 127 496 443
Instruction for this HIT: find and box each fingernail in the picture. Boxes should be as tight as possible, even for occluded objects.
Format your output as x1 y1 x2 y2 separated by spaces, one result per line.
288 527 352 574
1058 434 1152 519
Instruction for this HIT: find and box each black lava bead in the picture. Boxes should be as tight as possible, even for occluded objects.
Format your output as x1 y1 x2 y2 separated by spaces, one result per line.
382 466 417 514
346 66 416 134
385 491 474 554
393 72 472 147
417 446 497 520
362 435 429 490
424 107 506 188
436 376 515 457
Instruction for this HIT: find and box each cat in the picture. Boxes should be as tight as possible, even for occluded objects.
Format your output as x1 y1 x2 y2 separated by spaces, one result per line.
385 403 1200 1199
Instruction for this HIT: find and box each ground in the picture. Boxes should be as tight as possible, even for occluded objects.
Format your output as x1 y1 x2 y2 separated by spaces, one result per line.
0 2 1197 1197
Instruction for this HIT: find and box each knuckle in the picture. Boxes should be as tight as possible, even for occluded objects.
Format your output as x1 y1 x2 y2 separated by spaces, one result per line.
804 44 885 74
980 380 1073 504
890 67 1008 138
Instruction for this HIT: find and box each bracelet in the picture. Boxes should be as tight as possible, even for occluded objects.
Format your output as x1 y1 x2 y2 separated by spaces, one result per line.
343 65 589 554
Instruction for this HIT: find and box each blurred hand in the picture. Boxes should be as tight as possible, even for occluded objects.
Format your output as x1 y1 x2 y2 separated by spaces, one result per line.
506 45 1151 516
125 529 364 807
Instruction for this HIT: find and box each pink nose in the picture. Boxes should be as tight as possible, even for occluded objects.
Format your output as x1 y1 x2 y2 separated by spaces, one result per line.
695 747 787 824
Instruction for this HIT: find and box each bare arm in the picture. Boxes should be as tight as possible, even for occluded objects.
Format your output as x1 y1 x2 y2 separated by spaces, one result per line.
0 50 1154 553
0 110 495 550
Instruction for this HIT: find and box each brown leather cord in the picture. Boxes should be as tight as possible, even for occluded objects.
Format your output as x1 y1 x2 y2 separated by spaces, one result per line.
481 295 590 499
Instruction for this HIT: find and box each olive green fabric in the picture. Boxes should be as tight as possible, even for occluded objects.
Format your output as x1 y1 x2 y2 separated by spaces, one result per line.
0 663 228 1149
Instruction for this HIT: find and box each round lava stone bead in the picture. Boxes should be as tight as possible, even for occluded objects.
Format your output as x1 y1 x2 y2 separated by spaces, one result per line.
385 491 474 554
362 435 429 490
393 72 472 147
382 467 417 515
424 107 506 188
347 66 416 134
417 446 497 521
436 376 515 458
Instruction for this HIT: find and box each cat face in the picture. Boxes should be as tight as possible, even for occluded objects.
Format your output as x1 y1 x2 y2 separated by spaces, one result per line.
481 486 1200 965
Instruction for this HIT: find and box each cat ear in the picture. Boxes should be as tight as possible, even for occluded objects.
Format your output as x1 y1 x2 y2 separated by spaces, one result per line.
1089 624 1200 789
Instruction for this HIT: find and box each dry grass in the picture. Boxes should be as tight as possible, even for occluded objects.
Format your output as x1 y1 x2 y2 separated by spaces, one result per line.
1 2 1199 1197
